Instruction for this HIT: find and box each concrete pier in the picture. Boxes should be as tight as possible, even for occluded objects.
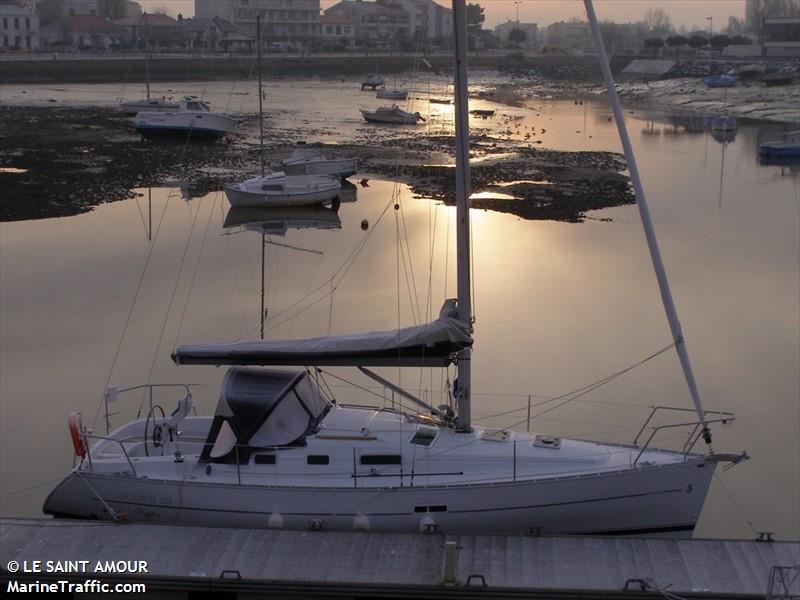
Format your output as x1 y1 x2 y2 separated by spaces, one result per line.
1 518 797 598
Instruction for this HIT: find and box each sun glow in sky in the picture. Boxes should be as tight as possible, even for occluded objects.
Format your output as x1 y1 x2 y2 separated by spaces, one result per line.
144 0 746 31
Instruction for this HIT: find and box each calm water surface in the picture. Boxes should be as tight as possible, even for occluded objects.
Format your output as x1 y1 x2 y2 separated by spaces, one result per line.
1 78 798 539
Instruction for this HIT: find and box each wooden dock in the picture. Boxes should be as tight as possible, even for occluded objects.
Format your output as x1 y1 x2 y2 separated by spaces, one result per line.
1 518 798 599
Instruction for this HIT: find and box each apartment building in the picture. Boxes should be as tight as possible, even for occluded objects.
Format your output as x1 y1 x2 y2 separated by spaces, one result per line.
0 1 39 50
195 0 320 48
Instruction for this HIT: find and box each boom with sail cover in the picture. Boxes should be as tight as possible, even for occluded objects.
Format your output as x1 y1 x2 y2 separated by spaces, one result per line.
172 301 472 368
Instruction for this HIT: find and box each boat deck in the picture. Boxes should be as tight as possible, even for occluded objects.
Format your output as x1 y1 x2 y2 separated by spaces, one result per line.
1 518 797 599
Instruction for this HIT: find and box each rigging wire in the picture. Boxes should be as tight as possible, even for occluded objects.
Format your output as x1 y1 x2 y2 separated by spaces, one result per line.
91 188 173 430
172 192 220 349
712 471 760 537
141 188 209 410
259 196 396 333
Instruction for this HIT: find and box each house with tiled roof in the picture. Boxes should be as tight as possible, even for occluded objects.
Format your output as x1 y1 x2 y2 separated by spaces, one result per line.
113 12 179 49
319 13 356 50
40 14 123 50
177 15 255 52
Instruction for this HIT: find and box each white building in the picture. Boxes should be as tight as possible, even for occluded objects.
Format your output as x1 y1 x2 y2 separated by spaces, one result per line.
546 20 591 52
195 0 321 48
320 13 355 49
391 0 451 42
494 19 538 49
0 1 39 50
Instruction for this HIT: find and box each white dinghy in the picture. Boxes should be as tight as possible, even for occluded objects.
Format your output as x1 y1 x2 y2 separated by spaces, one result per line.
44 2 745 536
280 148 358 178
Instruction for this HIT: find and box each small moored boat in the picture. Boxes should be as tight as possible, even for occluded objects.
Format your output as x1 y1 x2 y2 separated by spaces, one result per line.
759 131 800 158
134 97 236 142
224 172 343 208
376 88 408 100
761 71 795 87
361 74 385 90
704 74 736 88
119 97 178 116
280 148 357 178
360 105 425 125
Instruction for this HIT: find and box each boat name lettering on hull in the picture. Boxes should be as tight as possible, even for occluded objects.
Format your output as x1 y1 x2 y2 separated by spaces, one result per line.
118 492 173 506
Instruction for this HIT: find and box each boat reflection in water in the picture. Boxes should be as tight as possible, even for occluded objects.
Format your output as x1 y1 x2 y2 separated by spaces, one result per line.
223 204 343 236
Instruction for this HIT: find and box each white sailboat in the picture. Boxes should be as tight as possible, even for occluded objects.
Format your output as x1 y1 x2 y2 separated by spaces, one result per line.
224 171 343 208
44 1 744 536
376 88 409 100
118 13 179 115
360 105 425 125
224 19 343 208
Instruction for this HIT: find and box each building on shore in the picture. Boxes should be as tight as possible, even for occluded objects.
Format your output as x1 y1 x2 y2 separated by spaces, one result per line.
40 13 123 50
1 1 39 50
762 16 800 57
545 20 592 53
319 13 356 50
494 19 538 50
177 15 255 52
391 0 451 43
195 0 321 51
58 0 141 18
325 0 410 50
325 0 450 49
113 12 178 49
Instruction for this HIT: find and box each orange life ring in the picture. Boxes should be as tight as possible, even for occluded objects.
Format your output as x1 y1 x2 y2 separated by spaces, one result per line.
68 412 87 458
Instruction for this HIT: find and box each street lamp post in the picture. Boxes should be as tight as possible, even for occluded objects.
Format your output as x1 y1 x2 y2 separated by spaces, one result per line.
514 0 521 26
706 16 713 38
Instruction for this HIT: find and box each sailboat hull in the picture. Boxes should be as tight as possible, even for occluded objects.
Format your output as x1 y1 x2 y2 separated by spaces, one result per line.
134 112 236 142
44 458 713 536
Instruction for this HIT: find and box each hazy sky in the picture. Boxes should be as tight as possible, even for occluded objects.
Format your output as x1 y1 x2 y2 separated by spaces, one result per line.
142 0 746 31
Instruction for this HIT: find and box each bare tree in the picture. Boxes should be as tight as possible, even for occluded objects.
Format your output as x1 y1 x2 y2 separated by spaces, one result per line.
99 0 127 20
644 7 673 36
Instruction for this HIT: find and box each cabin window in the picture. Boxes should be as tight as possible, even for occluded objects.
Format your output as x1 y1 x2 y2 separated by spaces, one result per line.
307 455 329 465
360 455 401 465
409 425 438 446
253 454 276 465
414 505 447 513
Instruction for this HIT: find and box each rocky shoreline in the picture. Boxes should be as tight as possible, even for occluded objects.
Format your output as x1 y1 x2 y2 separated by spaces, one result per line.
0 105 634 223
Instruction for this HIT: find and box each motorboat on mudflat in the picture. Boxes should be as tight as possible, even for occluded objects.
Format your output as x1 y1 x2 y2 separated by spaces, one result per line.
134 97 236 142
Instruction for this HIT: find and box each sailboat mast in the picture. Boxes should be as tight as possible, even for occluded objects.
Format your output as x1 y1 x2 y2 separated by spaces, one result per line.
257 16 264 178
144 12 150 100
583 0 712 444
452 0 472 432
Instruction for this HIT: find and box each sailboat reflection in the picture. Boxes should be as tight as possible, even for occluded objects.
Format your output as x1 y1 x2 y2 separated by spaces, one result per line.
223 204 343 236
